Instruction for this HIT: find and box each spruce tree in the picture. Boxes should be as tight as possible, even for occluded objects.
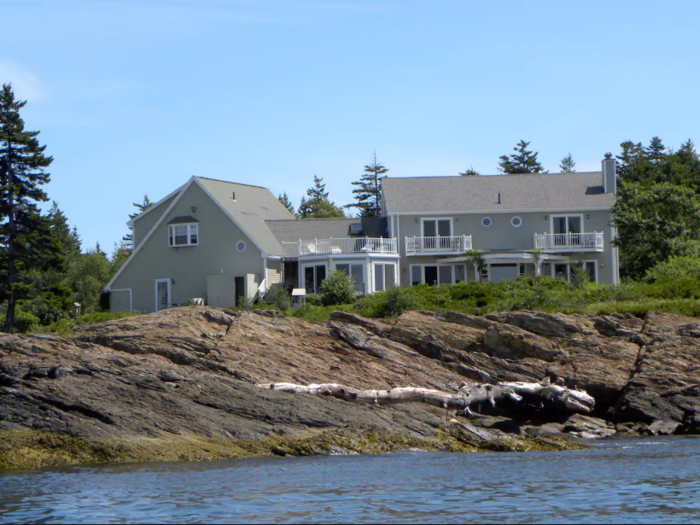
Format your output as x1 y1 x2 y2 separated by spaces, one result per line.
298 176 345 219
645 136 666 164
122 195 154 250
278 192 295 215
459 166 480 176
347 151 389 217
559 153 576 173
498 140 546 174
0 84 57 333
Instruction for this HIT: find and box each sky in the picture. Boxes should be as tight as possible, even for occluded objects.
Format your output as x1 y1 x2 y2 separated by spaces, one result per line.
2 0 700 252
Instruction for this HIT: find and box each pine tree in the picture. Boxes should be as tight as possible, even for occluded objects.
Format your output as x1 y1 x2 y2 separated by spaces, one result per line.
347 151 389 217
498 140 546 174
122 195 154 251
0 84 58 333
297 176 345 219
278 192 295 215
459 166 480 176
645 136 666 164
559 153 576 173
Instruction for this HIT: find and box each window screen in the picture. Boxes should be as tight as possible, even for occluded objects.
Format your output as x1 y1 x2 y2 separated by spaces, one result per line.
439 266 452 285
385 264 396 289
351 265 364 293
375 266 384 292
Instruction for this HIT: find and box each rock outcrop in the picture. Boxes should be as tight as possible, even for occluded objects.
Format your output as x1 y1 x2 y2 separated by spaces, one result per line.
0 307 698 467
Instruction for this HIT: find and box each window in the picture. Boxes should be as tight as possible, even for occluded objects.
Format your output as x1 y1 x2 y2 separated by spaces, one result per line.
237 241 247 252
374 263 396 292
422 218 452 250
169 223 198 247
511 217 522 227
551 215 583 246
410 265 453 286
304 264 327 294
482 217 492 227
550 261 598 283
336 263 364 293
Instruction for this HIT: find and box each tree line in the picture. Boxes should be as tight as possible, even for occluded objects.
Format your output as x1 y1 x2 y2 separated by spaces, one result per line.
3 81 700 332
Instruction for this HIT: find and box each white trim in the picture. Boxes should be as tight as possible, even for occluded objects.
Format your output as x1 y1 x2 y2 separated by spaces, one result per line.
386 207 611 216
373 261 397 293
193 178 270 257
300 262 329 294
168 223 199 247
105 177 195 291
154 279 172 312
481 217 492 227
129 183 187 225
109 288 132 312
511 216 522 227
409 263 455 286
550 260 599 283
549 214 585 235
237 240 247 252
420 217 453 238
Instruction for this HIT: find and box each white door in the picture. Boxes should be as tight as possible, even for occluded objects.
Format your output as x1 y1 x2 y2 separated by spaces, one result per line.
155 279 171 311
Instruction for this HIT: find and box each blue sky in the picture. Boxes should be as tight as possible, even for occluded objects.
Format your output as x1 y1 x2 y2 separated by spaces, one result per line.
2 0 699 252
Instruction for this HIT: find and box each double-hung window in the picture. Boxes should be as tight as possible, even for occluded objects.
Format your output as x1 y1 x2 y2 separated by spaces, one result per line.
336 263 364 293
169 223 199 247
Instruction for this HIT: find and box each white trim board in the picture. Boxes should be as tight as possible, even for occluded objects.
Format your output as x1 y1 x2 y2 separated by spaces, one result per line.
128 183 187 227
154 279 172 312
105 177 195 291
387 207 611 216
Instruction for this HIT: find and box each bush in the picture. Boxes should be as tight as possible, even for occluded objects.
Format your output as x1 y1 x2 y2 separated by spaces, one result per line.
7 310 41 333
234 296 254 311
306 294 322 306
31 303 68 326
320 271 356 306
264 286 292 311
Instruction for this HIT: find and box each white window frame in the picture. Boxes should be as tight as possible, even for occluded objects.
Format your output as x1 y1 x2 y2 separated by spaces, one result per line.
481 217 492 227
301 263 328 294
549 214 584 235
511 216 522 227
335 262 365 294
409 264 454 286
373 262 397 292
154 279 171 312
169 223 199 247
550 260 598 283
421 217 453 238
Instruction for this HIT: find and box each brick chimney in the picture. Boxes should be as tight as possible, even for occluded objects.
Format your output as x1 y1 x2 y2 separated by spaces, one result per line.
602 153 616 196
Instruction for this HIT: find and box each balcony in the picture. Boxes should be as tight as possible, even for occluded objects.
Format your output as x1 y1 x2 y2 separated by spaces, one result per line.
405 235 472 256
534 232 604 252
282 237 398 258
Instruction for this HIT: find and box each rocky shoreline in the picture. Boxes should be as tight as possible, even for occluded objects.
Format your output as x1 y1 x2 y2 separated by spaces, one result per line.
1 307 698 469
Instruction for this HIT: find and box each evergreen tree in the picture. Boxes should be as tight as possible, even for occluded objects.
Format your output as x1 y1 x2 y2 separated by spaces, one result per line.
498 140 546 174
0 84 58 333
459 166 480 176
122 195 154 251
559 153 576 173
297 176 345 219
645 136 666 164
278 192 295 215
347 151 389 217
616 141 645 179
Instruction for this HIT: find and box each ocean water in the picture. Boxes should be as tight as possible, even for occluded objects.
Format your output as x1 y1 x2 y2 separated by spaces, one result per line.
0 437 699 524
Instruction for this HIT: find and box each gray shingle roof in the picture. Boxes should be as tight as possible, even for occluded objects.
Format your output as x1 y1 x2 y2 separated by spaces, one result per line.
266 217 389 243
195 177 294 256
382 172 615 214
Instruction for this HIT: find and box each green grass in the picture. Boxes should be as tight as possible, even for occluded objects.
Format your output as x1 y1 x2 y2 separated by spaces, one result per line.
28 311 140 336
281 276 700 323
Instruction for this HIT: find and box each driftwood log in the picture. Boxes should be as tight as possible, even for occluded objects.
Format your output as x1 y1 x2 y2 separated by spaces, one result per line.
258 381 595 416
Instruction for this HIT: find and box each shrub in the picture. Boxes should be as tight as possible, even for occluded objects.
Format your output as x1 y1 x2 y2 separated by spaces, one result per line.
235 296 254 311
8 310 41 333
305 294 322 306
320 271 356 306
264 286 292 311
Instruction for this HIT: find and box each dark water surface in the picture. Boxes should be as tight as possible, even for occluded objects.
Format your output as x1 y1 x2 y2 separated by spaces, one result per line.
1 437 699 524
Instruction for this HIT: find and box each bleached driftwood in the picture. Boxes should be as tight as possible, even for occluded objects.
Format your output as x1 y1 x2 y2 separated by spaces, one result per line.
257 381 595 415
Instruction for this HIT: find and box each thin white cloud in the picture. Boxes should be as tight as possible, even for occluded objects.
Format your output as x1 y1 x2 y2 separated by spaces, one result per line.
0 61 43 101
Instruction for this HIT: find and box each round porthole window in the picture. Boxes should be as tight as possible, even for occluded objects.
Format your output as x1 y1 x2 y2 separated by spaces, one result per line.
481 217 492 227
237 241 247 252
511 217 522 227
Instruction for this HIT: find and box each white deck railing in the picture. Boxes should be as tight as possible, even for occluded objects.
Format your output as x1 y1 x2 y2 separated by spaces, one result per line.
534 232 604 251
405 235 472 255
282 237 397 258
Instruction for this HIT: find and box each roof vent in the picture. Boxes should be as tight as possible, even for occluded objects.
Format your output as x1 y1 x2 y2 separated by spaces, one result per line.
232 191 236 201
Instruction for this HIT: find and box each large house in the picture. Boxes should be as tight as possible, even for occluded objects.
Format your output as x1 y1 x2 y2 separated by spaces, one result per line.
105 156 619 313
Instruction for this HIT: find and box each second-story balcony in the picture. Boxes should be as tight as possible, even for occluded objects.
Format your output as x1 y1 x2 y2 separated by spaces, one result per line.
405 235 472 256
534 232 604 252
282 237 398 258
